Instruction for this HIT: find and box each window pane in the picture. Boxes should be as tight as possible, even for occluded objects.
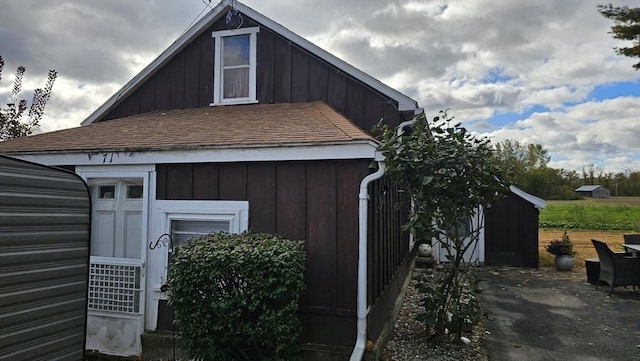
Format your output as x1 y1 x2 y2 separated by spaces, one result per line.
223 35 250 66
99 185 115 199
223 68 249 98
127 185 143 199
171 220 230 246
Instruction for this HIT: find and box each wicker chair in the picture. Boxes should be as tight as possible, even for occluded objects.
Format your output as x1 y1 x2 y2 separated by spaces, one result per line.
623 234 640 245
591 239 640 296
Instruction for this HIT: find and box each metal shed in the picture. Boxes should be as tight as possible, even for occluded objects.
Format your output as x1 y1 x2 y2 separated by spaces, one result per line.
0 155 91 361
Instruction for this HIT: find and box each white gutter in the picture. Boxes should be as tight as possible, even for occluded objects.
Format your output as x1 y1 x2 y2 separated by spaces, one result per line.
350 110 423 361
350 151 386 361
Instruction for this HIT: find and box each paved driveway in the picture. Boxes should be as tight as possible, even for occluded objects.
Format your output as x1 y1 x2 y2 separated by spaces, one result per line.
478 267 640 361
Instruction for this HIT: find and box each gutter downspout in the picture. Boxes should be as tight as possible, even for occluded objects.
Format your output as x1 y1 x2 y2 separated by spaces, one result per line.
350 151 386 361
350 109 423 361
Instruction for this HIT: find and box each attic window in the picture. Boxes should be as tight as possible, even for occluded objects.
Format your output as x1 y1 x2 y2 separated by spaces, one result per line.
212 27 259 106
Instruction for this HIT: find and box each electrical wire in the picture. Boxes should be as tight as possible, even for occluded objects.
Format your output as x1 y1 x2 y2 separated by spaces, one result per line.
178 0 214 38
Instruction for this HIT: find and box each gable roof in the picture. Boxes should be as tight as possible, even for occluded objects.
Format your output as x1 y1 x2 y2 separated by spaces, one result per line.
81 0 418 126
575 185 607 192
509 185 546 209
0 102 373 154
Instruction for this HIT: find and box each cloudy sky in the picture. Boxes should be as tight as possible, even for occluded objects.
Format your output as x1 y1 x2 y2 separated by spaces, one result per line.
1 0 638 173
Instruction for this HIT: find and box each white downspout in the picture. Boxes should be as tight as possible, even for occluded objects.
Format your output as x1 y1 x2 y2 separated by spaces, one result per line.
350 110 423 361
350 152 386 361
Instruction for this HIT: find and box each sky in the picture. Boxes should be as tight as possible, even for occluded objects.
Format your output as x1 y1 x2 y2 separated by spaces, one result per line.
0 0 638 174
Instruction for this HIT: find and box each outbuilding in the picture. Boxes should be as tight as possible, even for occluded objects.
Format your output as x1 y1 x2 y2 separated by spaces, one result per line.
575 185 610 199
0 156 91 361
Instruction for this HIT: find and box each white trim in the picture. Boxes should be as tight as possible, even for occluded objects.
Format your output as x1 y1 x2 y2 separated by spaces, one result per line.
509 185 546 209
11 141 379 166
76 165 153 328
146 199 249 330
90 256 145 267
154 200 249 235
81 0 417 125
212 27 259 106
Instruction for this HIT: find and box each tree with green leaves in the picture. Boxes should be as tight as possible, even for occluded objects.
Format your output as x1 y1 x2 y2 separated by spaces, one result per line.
0 55 57 141
493 140 550 187
376 110 508 343
598 4 640 70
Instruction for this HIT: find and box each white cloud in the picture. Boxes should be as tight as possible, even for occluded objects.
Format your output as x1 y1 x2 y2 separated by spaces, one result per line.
1 0 638 173
482 97 640 173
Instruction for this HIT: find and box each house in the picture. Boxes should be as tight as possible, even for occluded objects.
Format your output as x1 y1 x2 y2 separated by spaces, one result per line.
0 1 420 359
432 186 545 269
575 185 610 199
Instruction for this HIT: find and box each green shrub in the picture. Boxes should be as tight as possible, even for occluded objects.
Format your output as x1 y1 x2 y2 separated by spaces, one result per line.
167 232 306 361
415 268 481 339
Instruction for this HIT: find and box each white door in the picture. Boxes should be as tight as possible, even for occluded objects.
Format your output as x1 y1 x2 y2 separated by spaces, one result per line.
90 179 143 259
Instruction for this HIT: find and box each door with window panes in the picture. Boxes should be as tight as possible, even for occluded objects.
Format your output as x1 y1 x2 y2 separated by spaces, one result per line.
90 179 143 259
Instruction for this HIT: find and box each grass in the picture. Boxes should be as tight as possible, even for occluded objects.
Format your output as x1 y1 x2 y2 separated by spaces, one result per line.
539 197 640 231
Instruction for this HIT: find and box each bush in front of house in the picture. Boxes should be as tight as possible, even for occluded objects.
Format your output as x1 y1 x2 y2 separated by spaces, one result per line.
167 232 306 361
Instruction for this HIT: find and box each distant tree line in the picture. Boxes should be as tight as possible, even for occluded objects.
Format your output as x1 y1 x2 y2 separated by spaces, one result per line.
493 140 640 199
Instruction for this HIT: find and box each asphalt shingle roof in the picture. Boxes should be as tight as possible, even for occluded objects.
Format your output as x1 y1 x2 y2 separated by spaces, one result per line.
0 102 374 154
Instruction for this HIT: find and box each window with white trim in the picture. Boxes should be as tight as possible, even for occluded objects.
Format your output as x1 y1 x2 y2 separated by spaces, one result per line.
212 27 259 105
155 200 249 289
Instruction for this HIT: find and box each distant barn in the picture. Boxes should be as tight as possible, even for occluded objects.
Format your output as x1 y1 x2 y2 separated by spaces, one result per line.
575 185 610 199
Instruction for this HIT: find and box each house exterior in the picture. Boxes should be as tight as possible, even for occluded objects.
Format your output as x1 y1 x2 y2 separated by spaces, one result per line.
575 185 610 199
0 1 420 359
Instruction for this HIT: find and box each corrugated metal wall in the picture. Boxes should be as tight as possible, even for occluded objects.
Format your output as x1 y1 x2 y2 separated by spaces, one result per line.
0 156 91 361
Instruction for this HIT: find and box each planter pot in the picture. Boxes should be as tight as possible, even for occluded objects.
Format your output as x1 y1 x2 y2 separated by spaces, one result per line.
555 255 574 271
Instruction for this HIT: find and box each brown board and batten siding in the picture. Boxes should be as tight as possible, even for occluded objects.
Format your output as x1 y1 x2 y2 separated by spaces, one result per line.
156 160 410 346
100 14 402 132
484 192 540 268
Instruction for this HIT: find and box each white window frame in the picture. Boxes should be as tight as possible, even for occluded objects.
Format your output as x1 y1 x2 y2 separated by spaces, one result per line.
154 200 249 289
211 27 260 106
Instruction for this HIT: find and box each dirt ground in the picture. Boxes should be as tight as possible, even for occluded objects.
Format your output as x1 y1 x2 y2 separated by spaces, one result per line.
538 229 630 268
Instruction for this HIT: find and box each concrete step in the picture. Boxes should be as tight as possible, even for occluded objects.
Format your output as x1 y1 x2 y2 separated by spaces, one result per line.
140 331 190 361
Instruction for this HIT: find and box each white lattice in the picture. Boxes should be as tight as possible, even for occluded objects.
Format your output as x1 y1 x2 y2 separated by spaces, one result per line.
88 258 142 314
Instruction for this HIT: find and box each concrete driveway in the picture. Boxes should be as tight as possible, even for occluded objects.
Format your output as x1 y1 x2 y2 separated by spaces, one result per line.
478 266 640 361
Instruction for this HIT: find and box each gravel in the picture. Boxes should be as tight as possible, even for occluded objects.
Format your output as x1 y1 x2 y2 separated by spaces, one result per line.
380 267 488 361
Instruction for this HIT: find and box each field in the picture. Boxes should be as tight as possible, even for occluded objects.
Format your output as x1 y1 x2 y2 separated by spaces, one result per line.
538 229 629 268
538 197 640 268
539 197 640 231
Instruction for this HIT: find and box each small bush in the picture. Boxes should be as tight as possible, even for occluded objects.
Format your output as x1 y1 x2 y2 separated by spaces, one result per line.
167 232 306 361
415 268 481 339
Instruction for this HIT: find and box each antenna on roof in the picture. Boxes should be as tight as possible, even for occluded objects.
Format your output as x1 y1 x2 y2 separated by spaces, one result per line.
225 0 243 28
